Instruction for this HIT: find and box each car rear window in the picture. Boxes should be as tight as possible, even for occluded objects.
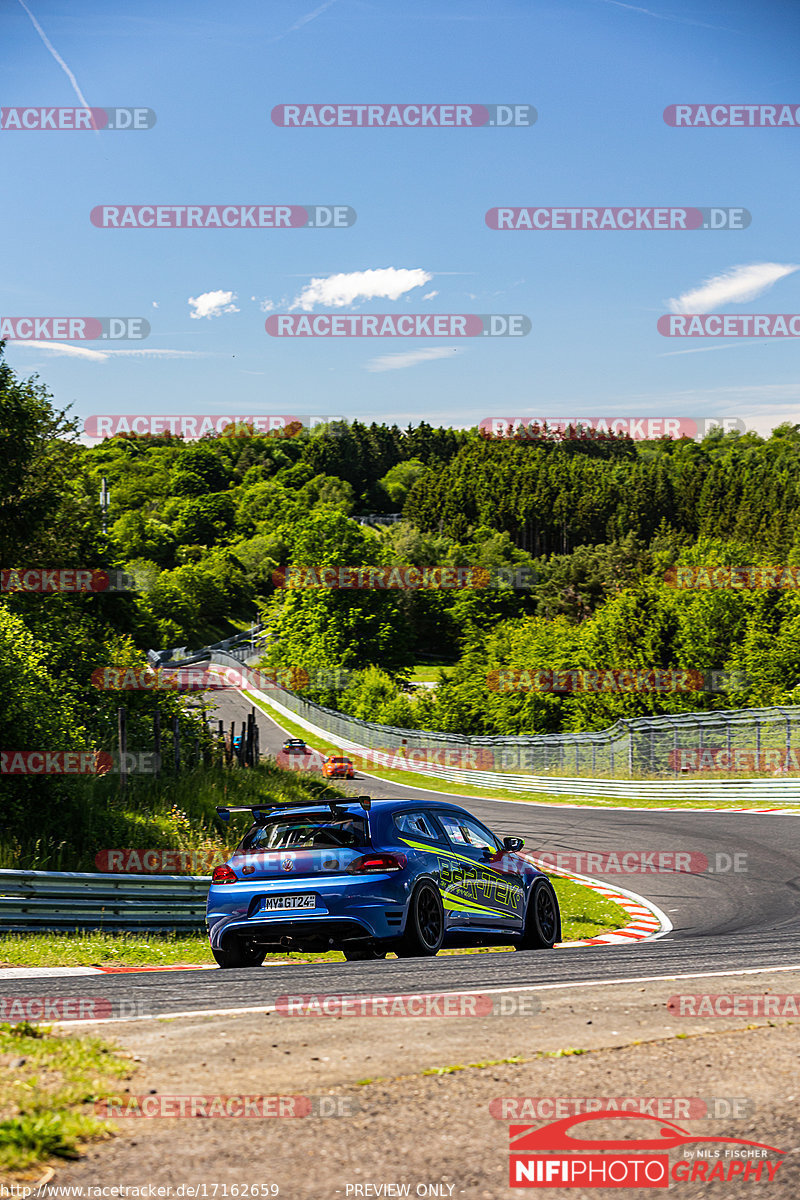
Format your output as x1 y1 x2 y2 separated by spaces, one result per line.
239 813 368 851
394 811 443 841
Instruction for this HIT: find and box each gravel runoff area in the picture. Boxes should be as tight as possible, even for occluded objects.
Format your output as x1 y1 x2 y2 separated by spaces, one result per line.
27 966 800 1199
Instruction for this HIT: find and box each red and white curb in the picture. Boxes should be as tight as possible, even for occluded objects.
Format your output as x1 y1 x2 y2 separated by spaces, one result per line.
523 855 672 947
0 963 216 979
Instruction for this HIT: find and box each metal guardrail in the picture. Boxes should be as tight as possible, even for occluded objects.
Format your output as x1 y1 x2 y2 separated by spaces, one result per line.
0 869 210 933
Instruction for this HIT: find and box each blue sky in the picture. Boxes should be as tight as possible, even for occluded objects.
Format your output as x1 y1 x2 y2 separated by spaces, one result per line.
1 0 799 440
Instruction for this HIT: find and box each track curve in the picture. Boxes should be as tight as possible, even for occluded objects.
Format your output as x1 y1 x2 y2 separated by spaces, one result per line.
6 693 798 1016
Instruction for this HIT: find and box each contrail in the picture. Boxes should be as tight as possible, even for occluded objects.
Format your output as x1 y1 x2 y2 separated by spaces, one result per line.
268 0 337 44
17 0 93 111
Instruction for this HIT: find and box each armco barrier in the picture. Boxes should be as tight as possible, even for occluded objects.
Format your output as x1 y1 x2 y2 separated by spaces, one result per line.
0 869 210 933
211 655 800 805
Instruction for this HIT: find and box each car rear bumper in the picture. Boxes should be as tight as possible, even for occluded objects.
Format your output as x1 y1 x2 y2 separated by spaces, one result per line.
207 875 408 949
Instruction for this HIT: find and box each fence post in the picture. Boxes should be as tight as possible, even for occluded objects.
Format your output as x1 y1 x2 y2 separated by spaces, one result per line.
246 713 254 767
673 721 678 777
173 716 180 774
218 719 224 768
787 714 792 768
227 722 235 768
726 716 731 771
117 706 127 793
153 711 161 778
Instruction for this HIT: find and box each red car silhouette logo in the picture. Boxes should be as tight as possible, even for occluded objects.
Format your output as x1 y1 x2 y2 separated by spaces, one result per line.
510 1110 783 1154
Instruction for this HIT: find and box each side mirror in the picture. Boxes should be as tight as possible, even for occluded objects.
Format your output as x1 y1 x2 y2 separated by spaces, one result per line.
503 836 524 851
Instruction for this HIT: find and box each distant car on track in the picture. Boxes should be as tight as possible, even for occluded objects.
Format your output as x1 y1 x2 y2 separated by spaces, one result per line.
323 754 355 779
282 738 308 754
207 796 560 966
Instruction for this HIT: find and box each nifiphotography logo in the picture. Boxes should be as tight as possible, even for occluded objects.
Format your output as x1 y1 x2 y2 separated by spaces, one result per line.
508 1111 784 1187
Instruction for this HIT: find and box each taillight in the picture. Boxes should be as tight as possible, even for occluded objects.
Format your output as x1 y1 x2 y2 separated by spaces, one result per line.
347 852 407 874
212 863 237 885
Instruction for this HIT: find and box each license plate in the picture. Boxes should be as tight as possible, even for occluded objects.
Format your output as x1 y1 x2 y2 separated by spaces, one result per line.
260 894 315 911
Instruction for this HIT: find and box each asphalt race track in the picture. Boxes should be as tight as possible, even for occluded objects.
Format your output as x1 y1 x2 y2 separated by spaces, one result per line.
5 692 800 1015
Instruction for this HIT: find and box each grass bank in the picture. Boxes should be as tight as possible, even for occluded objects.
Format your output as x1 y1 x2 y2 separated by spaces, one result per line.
0 1022 133 1181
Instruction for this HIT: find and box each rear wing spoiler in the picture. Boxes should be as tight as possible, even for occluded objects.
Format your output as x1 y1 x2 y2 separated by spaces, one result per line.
216 796 371 822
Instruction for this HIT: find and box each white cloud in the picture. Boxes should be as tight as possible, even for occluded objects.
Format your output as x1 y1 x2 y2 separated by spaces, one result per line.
290 268 433 312
188 290 239 319
13 341 109 361
667 263 798 314
364 346 460 373
12 342 208 361
152 301 159 308
422 290 439 300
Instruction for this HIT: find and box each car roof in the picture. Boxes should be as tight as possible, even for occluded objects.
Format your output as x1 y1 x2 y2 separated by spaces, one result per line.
367 797 470 815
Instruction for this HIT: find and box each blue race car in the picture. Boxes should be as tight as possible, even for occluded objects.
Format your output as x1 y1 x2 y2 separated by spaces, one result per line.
207 796 560 966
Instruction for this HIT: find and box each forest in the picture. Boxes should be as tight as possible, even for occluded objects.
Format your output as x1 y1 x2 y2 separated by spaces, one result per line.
4 339 800 790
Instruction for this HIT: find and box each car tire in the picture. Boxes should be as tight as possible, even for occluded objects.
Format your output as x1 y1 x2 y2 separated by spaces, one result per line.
211 935 267 969
515 878 560 950
396 881 445 957
343 946 388 961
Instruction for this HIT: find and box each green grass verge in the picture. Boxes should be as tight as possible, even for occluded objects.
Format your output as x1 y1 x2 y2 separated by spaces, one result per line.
0 877 629 968
408 662 453 683
0 1021 133 1179
244 692 797 810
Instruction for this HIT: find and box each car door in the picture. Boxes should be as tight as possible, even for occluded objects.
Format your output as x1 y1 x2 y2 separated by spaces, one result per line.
392 809 464 930
435 810 525 931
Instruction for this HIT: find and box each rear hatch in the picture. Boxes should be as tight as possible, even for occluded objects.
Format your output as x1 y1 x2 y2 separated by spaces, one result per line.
230 809 370 880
